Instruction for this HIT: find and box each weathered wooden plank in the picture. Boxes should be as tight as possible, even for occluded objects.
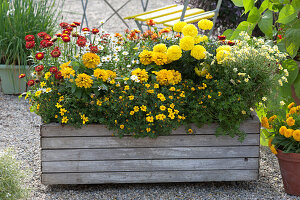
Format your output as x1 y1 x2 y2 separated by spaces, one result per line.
40 116 260 137
41 134 259 149
42 158 258 173
42 146 259 161
41 170 259 184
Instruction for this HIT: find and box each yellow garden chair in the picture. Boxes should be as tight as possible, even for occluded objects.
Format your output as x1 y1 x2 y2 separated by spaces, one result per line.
125 0 223 35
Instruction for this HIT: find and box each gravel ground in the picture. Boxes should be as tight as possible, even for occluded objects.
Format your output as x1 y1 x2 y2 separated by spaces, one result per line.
1 91 300 199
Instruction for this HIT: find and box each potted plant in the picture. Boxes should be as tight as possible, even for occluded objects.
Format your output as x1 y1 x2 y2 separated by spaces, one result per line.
21 20 288 184
0 0 59 94
261 102 300 196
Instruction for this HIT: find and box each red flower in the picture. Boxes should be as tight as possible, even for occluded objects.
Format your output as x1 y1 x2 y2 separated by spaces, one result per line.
56 33 62 37
146 19 156 26
37 32 47 38
19 74 26 79
70 23 77 27
35 65 44 72
227 40 235 46
25 35 35 41
76 39 86 47
25 41 35 49
218 35 226 41
59 22 69 29
278 35 282 39
49 66 58 74
40 40 48 48
62 35 70 42
35 52 44 60
66 27 73 32
82 27 90 32
46 40 54 47
62 29 71 35
44 34 51 40
90 45 98 53
50 49 61 58
27 80 35 86
92 28 99 34
73 22 81 26
55 71 62 79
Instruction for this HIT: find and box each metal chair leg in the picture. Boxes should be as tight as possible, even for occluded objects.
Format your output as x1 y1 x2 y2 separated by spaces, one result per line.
209 0 223 36
80 0 89 30
103 0 131 28
180 0 189 21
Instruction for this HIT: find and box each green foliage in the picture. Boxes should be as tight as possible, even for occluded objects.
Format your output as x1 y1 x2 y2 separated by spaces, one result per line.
0 0 60 65
0 149 29 200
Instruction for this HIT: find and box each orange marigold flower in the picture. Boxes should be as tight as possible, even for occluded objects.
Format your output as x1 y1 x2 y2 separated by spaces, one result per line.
286 117 295 126
146 19 156 26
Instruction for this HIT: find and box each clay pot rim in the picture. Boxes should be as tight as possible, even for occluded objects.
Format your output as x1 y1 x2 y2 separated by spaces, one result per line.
276 149 300 162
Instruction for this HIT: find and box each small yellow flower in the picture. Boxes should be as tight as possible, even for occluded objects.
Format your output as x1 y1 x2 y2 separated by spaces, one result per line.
141 105 147 112
242 110 246 115
120 125 124 129
146 116 154 122
169 87 176 91
188 129 193 134
55 115 58 118
146 128 151 132
59 108 67 116
145 84 150 88
40 82 46 88
160 105 166 111
147 89 154 93
133 106 139 112
170 103 175 109
124 85 130 90
130 111 135 115
35 90 42 97
129 95 134 100
154 84 159 89
55 103 62 108
61 116 68 124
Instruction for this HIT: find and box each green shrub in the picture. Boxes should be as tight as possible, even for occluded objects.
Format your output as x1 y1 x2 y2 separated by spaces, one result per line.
0 149 29 200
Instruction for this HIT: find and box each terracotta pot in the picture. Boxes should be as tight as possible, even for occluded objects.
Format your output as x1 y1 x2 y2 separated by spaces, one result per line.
276 149 300 196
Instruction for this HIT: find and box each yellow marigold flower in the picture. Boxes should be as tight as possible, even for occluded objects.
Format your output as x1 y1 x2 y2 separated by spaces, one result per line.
198 19 213 30
152 52 168 65
40 81 46 88
75 73 93 88
216 50 230 64
182 24 198 37
146 128 151 132
288 102 295 109
134 106 139 112
173 21 187 32
94 69 109 81
166 45 182 61
156 69 182 86
153 43 167 53
268 115 277 122
35 90 42 97
270 145 278 155
146 116 154 122
45 72 51 80
289 107 297 114
191 45 206 60
160 105 166 111
82 52 100 68
261 117 271 129
284 129 294 138
156 114 166 121
139 50 153 65
141 105 147 112
279 126 287 135
61 67 75 79
194 35 208 43
179 36 195 51
286 117 295 126
216 45 231 53
129 95 134 100
293 130 300 141
61 116 68 124
131 68 149 82
59 60 71 70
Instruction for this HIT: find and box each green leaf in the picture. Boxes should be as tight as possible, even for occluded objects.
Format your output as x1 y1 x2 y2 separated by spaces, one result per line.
258 10 273 38
293 74 300 99
279 83 293 100
231 0 244 7
243 0 254 14
230 21 256 39
277 4 297 24
247 7 260 23
277 39 286 53
285 21 300 58
292 0 300 11
74 89 82 99
260 129 270 146
258 0 270 14
282 59 299 84
222 29 234 38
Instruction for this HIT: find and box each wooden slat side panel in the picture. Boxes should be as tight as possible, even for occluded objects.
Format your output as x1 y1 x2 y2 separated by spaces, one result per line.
42 146 260 161
41 134 259 149
41 116 260 137
42 158 259 173
42 170 259 184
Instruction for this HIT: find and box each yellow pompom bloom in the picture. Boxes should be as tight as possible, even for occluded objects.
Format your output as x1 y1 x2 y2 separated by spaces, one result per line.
152 52 168 65
166 45 182 61
198 19 213 30
61 67 75 79
182 24 198 37
286 117 295 126
139 50 153 65
75 73 93 88
179 36 195 51
261 117 271 129
190 45 206 60
216 45 232 53
284 129 294 138
173 21 187 32
279 126 287 135
293 130 300 141
194 35 208 43
216 50 230 64
82 52 100 68
156 69 182 85
131 68 149 82
153 43 167 53
59 61 71 70
289 107 297 114
94 69 109 82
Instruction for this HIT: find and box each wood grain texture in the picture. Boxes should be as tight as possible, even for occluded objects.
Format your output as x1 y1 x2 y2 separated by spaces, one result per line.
42 146 259 161
40 116 260 137
41 170 259 184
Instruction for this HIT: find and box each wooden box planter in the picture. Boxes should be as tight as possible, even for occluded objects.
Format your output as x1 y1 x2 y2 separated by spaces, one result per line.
40 116 260 185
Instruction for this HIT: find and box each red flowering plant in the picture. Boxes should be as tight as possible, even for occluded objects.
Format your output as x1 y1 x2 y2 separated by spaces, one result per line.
21 20 288 140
